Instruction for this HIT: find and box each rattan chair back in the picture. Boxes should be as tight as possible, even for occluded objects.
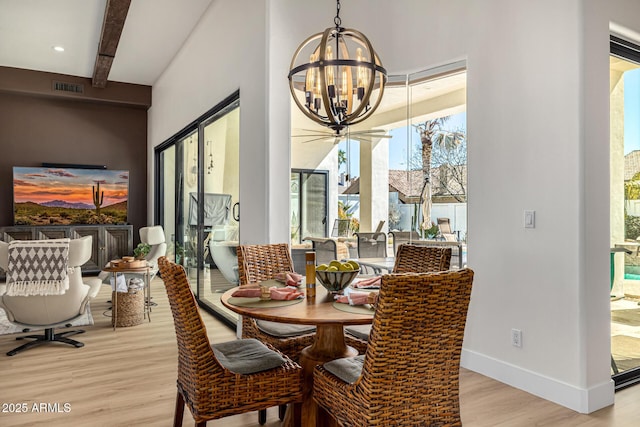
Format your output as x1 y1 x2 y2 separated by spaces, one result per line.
315 268 474 426
237 243 294 284
158 257 216 407
235 243 315 363
158 256 303 425
392 244 452 273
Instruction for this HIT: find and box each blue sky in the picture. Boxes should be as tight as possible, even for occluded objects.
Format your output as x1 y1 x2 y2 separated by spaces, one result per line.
625 68 640 155
338 112 467 176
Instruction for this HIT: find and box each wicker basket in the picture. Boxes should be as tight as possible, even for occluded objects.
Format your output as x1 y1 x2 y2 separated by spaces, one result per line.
112 290 144 327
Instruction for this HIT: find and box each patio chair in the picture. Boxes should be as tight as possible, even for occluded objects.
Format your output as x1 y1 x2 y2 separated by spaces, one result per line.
354 232 387 258
331 219 352 238
303 237 338 265
344 244 453 354
303 236 351 265
237 243 316 423
158 257 303 427
437 217 457 242
388 230 421 255
314 269 474 426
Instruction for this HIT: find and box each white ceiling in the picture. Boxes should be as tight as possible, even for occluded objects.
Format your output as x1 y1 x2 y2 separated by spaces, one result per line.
0 0 214 86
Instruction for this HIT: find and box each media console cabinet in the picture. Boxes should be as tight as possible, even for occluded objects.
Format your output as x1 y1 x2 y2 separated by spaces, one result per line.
0 224 133 278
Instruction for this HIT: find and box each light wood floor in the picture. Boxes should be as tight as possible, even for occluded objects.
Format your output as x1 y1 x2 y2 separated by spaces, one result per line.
0 279 639 427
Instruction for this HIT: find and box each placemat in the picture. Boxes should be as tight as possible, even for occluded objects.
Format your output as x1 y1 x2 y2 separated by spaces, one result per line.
332 301 375 315
227 297 304 308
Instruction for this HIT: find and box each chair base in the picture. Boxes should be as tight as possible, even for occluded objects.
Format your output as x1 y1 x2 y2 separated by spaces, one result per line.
7 328 85 356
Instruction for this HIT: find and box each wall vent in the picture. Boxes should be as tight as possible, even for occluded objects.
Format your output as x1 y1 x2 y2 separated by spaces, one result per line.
52 81 84 94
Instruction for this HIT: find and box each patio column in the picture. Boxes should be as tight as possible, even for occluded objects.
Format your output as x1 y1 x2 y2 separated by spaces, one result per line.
359 136 389 233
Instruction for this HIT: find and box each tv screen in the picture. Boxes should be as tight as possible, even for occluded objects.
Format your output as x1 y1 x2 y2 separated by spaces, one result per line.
13 166 129 225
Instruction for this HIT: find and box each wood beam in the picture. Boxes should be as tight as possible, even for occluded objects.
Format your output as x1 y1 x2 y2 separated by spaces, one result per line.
92 0 131 88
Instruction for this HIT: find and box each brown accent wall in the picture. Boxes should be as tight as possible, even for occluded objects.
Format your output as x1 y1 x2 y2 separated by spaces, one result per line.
0 90 148 244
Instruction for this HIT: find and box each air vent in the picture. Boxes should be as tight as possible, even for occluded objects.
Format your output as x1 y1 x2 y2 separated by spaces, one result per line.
52 81 84 94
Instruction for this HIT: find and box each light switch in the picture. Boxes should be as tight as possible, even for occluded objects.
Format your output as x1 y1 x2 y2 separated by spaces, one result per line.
524 210 535 228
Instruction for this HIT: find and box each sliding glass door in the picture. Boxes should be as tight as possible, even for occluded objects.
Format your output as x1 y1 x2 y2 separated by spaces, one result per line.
200 101 240 323
290 169 328 243
610 36 640 388
155 92 240 325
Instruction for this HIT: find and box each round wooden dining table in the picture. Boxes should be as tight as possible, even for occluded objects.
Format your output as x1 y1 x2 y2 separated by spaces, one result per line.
221 284 374 427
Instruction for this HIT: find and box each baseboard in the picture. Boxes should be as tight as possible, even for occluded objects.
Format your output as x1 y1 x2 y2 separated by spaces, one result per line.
461 348 615 413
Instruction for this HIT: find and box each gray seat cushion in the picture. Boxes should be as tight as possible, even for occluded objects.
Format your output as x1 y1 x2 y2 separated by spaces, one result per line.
323 355 365 384
212 338 286 374
256 319 316 337
345 324 371 341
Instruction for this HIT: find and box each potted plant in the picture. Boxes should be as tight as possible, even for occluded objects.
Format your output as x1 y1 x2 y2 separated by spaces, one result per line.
133 242 151 260
174 242 185 264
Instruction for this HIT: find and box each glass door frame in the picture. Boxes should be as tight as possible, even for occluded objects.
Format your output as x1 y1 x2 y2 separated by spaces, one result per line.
154 90 240 327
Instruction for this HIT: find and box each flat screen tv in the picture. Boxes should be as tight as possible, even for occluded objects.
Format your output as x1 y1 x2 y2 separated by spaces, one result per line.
13 166 129 225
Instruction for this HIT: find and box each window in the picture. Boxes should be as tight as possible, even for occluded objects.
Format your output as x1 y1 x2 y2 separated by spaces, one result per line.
291 62 467 261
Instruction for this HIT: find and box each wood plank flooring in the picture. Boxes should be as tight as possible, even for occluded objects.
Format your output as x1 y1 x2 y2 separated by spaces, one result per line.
0 278 638 426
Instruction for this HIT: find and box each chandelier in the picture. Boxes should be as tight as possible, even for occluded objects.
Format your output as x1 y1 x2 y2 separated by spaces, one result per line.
288 0 387 135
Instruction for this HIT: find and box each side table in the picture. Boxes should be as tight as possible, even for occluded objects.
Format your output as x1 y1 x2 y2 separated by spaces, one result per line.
103 265 151 330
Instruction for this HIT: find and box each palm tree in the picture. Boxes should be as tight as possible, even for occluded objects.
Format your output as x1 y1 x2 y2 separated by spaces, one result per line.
415 117 465 230
338 149 347 167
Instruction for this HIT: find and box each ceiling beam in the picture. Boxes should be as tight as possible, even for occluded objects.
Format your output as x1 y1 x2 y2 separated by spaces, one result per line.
92 0 131 88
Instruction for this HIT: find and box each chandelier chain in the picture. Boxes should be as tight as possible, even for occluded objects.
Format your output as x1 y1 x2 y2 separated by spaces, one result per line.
334 0 341 28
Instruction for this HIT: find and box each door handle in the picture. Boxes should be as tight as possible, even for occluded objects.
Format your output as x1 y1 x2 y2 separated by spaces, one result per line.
233 202 240 222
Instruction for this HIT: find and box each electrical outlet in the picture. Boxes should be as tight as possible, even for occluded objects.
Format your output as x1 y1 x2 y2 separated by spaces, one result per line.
511 328 522 348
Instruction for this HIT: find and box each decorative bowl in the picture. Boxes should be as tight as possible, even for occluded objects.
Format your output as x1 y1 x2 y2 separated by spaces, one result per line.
315 270 359 293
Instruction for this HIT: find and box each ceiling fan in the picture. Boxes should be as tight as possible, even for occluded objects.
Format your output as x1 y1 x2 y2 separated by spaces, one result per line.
292 128 392 144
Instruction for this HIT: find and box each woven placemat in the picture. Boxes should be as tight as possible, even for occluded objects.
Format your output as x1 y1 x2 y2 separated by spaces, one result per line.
227 297 304 308
332 301 375 315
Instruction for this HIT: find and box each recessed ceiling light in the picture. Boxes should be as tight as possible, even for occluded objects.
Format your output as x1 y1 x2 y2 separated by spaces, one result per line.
53 46 65 52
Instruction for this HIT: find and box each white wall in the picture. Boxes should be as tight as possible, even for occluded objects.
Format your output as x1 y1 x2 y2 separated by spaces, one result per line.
147 0 640 415
148 0 268 244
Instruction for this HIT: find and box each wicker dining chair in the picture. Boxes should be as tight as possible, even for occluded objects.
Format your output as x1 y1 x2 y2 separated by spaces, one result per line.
314 268 474 426
158 257 303 427
237 243 316 422
392 244 452 273
344 244 453 354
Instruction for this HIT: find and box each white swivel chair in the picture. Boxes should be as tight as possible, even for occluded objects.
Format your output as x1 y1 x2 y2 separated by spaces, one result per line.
0 236 101 356
139 225 167 281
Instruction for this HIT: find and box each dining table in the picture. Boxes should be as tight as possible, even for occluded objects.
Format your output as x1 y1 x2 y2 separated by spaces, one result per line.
221 281 375 427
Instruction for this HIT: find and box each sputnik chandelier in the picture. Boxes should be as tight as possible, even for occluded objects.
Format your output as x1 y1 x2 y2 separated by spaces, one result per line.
288 0 387 135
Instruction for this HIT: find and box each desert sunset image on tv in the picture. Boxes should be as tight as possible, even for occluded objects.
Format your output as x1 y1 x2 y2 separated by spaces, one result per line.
13 166 129 225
